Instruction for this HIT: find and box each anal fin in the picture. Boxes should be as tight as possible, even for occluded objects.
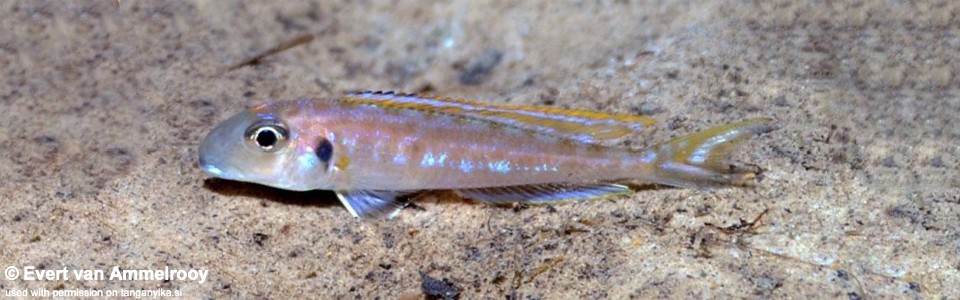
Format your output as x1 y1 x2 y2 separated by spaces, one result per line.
455 183 631 205
336 190 408 219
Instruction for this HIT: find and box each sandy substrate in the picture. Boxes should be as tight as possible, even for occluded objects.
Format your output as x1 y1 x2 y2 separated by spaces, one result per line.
2 0 958 298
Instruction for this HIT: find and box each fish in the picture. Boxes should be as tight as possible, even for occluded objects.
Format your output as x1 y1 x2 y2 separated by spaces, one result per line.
198 91 775 218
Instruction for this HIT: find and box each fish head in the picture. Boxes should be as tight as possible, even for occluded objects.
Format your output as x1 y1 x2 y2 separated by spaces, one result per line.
198 101 333 191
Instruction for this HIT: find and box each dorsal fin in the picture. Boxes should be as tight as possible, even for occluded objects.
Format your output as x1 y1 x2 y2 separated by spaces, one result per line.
340 91 655 143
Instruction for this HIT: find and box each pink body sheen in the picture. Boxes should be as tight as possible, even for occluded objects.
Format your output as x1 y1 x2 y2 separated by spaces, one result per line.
286 100 653 191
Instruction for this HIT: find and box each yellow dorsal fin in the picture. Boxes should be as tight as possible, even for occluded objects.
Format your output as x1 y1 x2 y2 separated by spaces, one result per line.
340 91 655 143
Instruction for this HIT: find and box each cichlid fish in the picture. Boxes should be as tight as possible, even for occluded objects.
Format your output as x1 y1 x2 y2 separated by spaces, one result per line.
199 91 774 218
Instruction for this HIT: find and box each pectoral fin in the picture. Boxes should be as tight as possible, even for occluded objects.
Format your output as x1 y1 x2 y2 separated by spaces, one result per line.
455 183 631 204
336 190 408 219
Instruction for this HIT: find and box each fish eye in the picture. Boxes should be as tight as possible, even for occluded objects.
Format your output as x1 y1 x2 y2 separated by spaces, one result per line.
245 121 288 151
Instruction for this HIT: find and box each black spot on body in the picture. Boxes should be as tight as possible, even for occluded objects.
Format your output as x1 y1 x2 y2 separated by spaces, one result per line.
316 138 334 163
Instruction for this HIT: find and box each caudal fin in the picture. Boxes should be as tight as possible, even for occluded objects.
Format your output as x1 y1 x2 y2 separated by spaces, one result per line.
645 118 775 188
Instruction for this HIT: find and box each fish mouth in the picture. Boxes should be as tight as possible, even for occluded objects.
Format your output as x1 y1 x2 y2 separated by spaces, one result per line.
199 161 225 177
198 155 221 175
198 154 232 179
198 154 252 183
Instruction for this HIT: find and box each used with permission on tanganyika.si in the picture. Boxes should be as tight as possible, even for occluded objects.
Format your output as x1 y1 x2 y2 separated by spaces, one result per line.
199 91 775 218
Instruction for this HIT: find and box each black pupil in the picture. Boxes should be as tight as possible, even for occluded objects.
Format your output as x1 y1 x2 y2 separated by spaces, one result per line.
255 128 278 148
316 139 334 162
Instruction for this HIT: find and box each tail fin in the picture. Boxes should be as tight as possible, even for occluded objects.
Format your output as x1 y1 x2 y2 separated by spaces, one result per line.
645 118 775 188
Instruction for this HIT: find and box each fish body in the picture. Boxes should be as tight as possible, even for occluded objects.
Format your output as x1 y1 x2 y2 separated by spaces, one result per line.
199 91 774 218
